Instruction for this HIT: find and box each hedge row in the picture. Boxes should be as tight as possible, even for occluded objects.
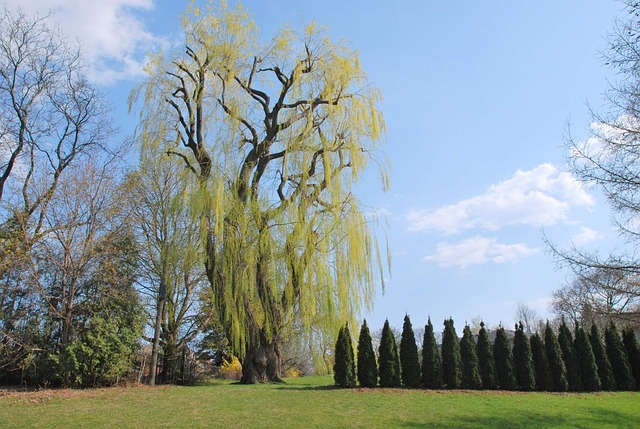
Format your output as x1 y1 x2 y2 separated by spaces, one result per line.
334 317 640 391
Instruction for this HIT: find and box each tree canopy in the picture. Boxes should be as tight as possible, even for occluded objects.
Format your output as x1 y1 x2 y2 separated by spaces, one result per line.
132 1 388 382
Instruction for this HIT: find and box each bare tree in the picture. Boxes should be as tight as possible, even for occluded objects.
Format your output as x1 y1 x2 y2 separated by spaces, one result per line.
547 1 640 312
515 302 542 334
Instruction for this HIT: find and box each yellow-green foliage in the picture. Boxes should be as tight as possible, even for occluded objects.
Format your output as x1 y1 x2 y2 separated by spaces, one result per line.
132 1 389 361
219 356 243 380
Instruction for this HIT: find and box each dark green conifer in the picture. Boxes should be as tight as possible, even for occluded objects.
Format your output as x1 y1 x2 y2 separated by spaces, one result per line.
421 318 443 389
512 322 535 391
400 315 421 388
493 326 517 390
544 321 568 392
357 320 377 388
378 319 401 387
622 326 640 390
529 332 551 391
333 324 356 387
441 318 462 389
476 322 497 389
574 322 601 391
460 325 482 389
558 319 583 391
605 321 635 390
589 323 616 391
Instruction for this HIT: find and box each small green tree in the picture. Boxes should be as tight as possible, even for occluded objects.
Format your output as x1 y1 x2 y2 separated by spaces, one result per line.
441 318 461 389
421 318 443 389
544 322 568 392
605 321 635 390
333 324 356 388
460 325 482 389
558 319 583 391
529 332 551 391
512 322 535 391
590 323 616 391
493 326 516 390
622 326 640 390
378 319 400 387
400 315 421 388
574 323 601 391
476 322 497 390
357 320 377 388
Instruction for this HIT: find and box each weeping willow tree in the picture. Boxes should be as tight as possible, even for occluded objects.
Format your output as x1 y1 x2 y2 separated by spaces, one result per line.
132 1 388 383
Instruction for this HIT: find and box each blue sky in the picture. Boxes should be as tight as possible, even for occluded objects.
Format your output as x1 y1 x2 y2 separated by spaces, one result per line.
8 0 625 332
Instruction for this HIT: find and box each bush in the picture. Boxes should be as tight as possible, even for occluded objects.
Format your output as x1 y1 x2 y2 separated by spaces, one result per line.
512 322 535 391
219 356 243 380
622 326 640 390
476 322 497 390
421 318 443 389
545 321 568 392
605 321 635 390
574 322 601 391
334 324 356 388
493 327 516 390
590 323 616 391
529 332 551 391
460 325 482 389
378 319 400 388
400 315 421 388
441 318 461 389
357 320 377 387
558 319 583 391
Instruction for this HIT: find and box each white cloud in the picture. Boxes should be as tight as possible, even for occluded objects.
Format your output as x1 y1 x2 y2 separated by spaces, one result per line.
5 0 163 84
571 226 603 246
424 236 539 269
407 163 594 235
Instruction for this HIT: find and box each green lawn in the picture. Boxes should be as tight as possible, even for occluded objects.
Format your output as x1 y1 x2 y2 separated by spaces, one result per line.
1 376 639 428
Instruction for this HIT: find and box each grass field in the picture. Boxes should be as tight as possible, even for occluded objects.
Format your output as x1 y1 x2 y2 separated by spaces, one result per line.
1 376 639 428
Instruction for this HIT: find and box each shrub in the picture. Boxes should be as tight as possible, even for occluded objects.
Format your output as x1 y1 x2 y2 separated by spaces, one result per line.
512 322 535 391
400 315 421 388
378 319 400 387
544 321 568 392
493 326 516 390
441 318 461 389
219 356 243 380
622 326 640 390
357 320 378 387
574 322 601 391
558 319 583 391
334 324 356 388
529 332 551 391
460 325 482 389
590 323 616 391
605 321 635 390
476 322 497 390
421 318 443 389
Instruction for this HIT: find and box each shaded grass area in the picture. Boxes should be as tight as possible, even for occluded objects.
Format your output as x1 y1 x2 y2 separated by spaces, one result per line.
1 376 639 428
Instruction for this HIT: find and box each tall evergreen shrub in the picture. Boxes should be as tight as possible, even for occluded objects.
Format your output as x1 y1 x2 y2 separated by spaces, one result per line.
605 321 635 391
400 315 421 388
512 322 535 391
622 326 640 390
441 318 461 389
378 319 401 387
529 332 551 391
460 325 482 389
574 322 601 391
421 318 443 389
493 326 516 390
544 321 568 392
558 319 583 391
590 323 616 391
333 324 356 387
476 322 497 390
357 320 377 388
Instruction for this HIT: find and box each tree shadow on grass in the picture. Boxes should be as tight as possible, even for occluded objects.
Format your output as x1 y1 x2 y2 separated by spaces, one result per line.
398 407 639 429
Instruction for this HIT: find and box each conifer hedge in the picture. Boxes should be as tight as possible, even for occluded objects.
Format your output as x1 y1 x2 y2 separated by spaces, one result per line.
333 324 356 388
512 322 535 391
421 318 443 389
357 320 378 388
493 326 517 390
476 322 497 390
400 315 421 388
590 323 616 391
460 325 482 389
378 319 401 387
441 318 462 389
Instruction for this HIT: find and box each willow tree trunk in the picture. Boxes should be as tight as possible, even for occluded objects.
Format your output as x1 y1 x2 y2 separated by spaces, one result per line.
240 339 283 384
